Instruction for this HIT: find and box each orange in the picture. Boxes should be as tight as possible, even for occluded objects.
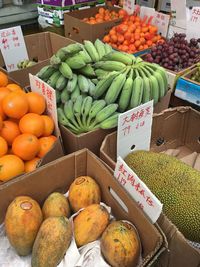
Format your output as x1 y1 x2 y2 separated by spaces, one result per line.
24 157 40 173
0 115 2 131
0 87 11 103
0 105 6 120
0 154 24 182
41 115 54 137
99 7 105 15
12 133 40 161
38 135 57 158
103 35 110 43
19 113 44 137
0 71 8 87
26 92 46 115
0 136 8 157
6 83 23 92
0 120 21 146
2 91 29 119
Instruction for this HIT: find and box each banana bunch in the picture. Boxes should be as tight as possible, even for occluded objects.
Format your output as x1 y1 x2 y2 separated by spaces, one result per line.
17 59 37 69
57 96 120 134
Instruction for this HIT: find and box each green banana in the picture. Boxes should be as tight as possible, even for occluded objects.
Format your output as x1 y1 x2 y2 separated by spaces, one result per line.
88 79 96 97
56 49 67 61
50 55 61 68
79 48 92 64
56 75 68 91
95 69 110 79
73 95 85 131
71 84 80 102
64 100 81 129
105 73 127 104
59 62 73 79
94 39 106 60
102 51 133 65
66 73 77 93
100 112 119 129
61 43 83 55
94 61 126 71
57 107 79 134
130 71 143 108
65 54 86 69
149 75 159 104
81 96 93 129
137 68 151 104
61 87 70 103
77 75 90 93
118 69 134 112
153 70 166 99
87 99 106 127
93 71 118 99
37 65 56 80
56 90 61 104
78 64 96 77
47 71 61 88
104 43 113 54
91 79 98 85
84 40 100 62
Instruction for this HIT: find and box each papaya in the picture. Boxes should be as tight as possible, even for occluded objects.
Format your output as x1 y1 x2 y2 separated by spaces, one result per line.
69 176 101 212
5 196 43 256
74 204 109 247
42 192 71 219
101 221 141 267
31 216 72 267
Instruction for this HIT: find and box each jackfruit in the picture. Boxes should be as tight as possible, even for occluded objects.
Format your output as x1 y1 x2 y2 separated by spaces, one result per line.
124 150 200 242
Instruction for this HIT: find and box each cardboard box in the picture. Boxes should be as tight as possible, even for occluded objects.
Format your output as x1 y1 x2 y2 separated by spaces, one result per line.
64 6 122 43
0 149 167 266
99 107 200 266
175 67 200 107
0 32 76 88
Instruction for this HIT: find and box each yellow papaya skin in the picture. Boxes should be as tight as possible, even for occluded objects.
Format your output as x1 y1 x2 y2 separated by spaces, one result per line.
5 196 43 256
42 192 71 219
69 176 101 212
31 216 72 267
101 221 141 267
74 204 109 247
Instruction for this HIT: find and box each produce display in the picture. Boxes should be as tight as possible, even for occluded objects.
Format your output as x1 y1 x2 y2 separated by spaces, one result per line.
82 7 126 24
0 71 57 181
37 40 168 134
125 150 200 242
4 175 141 267
103 14 164 54
17 59 37 69
191 63 200 82
145 33 200 71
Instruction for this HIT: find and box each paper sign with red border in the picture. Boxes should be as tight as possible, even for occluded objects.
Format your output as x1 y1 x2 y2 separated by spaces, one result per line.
114 156 163 223
0 26 28 72
123 0 135 15
117 101 153 159
29 74 60 137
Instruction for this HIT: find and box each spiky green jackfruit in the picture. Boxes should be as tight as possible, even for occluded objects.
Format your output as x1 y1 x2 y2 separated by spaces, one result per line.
125 150 200 242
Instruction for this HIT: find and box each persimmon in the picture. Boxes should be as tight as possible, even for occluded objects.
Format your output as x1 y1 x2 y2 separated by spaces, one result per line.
0 71 8 87
2 91 29 119
0 120 21 146
26 92 46 115
0 136 8 157
38 135 57 158
12 133 40 161
24 157 40 173
19 113 44 138
117 34 124 44
41 115 54 137
0 154 24 182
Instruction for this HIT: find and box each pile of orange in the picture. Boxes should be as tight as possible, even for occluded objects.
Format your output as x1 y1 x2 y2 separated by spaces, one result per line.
103 14 164 54
0 71 57 182
82 7 127 24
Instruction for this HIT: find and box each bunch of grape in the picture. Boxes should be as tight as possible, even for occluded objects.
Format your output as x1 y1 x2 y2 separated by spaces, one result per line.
145 33 200 72
191 63 200 83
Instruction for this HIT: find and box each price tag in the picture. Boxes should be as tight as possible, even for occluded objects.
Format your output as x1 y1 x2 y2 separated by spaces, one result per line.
152 12 170 37
117 101 153 159
0 26 28 72
186 7 200 40
114 157 163 223
29 74 60 137
170 0 186 29
140 6 155 24
123 0 135 15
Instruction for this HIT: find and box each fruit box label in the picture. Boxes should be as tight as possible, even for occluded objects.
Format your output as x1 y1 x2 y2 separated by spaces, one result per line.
117 101 153 159
0 26 29 72
175 77 200 106
29 74 60 137
114 157 163 223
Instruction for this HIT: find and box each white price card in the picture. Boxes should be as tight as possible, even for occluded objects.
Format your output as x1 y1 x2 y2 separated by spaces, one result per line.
152 12 170 37
186 7 200 40
0 26 28 72
123 0 135 15
29 74 60 137
140 6 155 23
170 0 186 29
117 101 153 160
114 157 163 223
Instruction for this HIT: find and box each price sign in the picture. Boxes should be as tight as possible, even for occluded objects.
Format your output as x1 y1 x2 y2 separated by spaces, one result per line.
140 6 155 24
29 74 60 137
0 26 28 72
153 12 170 37
186 7 200 40
170 0 186 29
117 101 153 159
123 0 135 15
114 157 162 223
